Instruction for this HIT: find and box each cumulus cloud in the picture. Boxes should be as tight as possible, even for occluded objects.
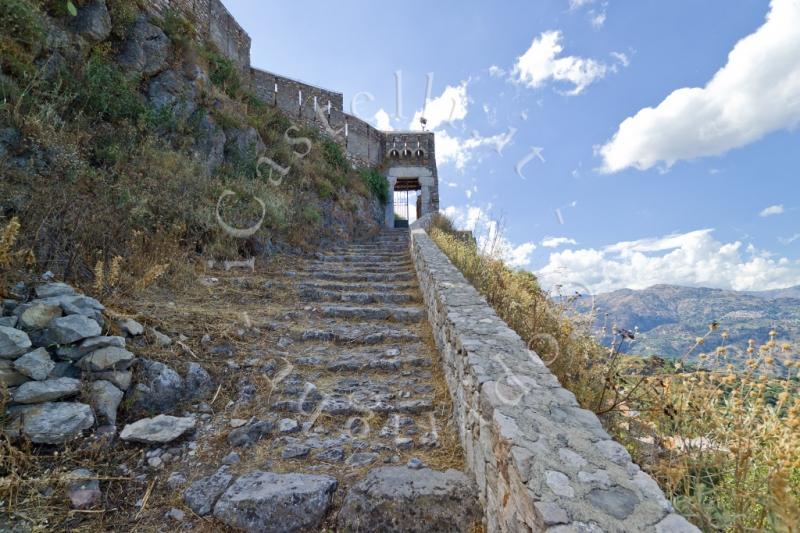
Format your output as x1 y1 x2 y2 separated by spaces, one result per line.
512 30 615 95
443 205 537 268
569 0 595 8
541 236 578 248
590 11 606 28
537 229 800 293
759 204 784 217
410 81 468 131
779 233 800 244
373 108 393 131
429 125 516 170
488 65 506 77
598 0 800 173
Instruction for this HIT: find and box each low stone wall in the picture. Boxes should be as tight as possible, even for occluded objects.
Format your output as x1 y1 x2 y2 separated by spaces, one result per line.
408 216 698 533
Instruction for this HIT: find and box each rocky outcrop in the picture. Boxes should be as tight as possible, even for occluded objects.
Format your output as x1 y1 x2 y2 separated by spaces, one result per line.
116 16 170 76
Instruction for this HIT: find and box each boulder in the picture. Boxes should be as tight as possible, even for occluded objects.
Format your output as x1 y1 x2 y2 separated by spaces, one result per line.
227 420 274 448
130 359 184 413
183 466 233 516
0 360 28 387
185 362 214 399
149 327 172 347
0 325 32 359
41 294 105 324
12 377 81 404
337 466 481 532
57 335 125 361
89 369 132 391
147 70 197 120
13 402 95 444
13 347 55 380
213 471 338 532
224 126 266 162
34 283 74 299
42 315 101 345
117 318 144 337
77 346 135 372
191 111 225 175
116 17 170 76
66 468 101 509
89 380 123 425
18 303 62 331
0 316 18 328
70 0 111 42
120 415 195 444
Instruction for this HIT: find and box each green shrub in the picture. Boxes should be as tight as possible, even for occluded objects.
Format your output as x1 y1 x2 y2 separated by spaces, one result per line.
359 168 389 204
79 56 145 122
202 47 240 98
159 8 196 51
0 0 43 50
321 139 347 172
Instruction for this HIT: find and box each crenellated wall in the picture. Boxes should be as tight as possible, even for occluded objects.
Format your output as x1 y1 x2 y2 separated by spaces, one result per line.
145 0 440 220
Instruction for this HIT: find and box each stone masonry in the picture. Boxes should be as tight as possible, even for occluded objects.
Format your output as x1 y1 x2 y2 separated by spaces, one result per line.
409 215 699 533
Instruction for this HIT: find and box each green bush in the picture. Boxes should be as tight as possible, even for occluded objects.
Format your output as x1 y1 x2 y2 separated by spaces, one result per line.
359 168 389 204
158 8 196 51
321 139 348 172
0 0 43 50
79 56 145 122
202 47 240 98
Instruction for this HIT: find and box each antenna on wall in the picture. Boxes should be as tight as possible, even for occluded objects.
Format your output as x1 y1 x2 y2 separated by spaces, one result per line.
420 117 428 131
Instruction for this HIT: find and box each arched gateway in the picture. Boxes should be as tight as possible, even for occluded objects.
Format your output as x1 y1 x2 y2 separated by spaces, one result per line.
382 132 440 228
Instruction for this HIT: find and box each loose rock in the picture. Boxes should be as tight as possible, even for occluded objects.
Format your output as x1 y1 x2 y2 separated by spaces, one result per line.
120 415 196 444
66 468 101 509
212 471 337 532
89 380 123 425
12 377 81 404
0 325 32 359
183 466 233 516
13 402 95 444
13 347 55 380
43 315 101 345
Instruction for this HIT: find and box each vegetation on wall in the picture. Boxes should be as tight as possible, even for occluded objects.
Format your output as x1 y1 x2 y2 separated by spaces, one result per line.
429 213 800 532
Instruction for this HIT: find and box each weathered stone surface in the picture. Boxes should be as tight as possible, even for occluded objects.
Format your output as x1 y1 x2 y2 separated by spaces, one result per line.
185 362 214 399
0 316 18 328
147 70 197 119
337 466 481 532
66 468 101 509
191 111 226 175
183 466 233 516
13 347 55 380
117 318 144 337
130 359 184 413
57 335 125 361
587 486 639 520
43 315 101 345
34 282 74 299
0 325 31 359
149 327 172 347
89 369 132 391
116 17 169 76
0 359 28 387
89 380 123 425
12 377 81 403
655 513 701 533
18 303 62 331
213 471 337 532
78 346 135 372
70 0 111 42
120 415 195 444
227 420 274 447
14 402 95 444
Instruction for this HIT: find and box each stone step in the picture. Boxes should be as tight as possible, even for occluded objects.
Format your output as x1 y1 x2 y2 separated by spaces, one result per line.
318 305 424 323
291 344 432 372
314 254 411 263
307 271 415 283
296 281 419 293
298 286 418 305
291 324 420 344
304 262 413 273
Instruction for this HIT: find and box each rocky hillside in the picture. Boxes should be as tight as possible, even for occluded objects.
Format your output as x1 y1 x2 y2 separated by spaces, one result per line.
581 284 800 367
0 0 387 287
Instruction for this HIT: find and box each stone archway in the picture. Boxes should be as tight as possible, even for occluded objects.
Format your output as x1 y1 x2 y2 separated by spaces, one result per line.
384 166 436 228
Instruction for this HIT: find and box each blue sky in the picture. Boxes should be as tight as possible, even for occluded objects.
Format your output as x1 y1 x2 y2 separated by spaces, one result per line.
223 0 800 293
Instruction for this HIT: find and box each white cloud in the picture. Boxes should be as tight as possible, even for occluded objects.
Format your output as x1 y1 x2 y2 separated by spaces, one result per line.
443 205 537 268
541 236 578 248
779 233 800 244
537 228 800 293
512 30 613 95
488 65 506 77
598 0 800 173
610 51 629 68
590 11 606 28
373 108 392 131
759 204 784 217
410 81 468 131
569 0 595 9
435 128 516 170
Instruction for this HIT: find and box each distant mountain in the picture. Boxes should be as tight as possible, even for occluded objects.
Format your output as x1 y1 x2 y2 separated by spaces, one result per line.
578 284 800 365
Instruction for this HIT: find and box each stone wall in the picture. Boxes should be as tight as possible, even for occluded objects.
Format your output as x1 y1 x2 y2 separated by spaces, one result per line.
147 0 251 69
408 215 698 533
